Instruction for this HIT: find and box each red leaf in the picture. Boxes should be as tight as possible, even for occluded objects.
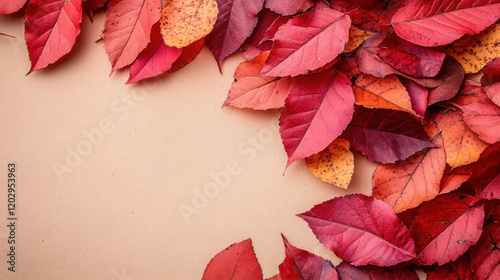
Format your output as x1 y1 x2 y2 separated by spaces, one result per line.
0 0 27 14
426 57 465 105
279 235 338 280
482 58 500 106
264 0 314 16
440 166 471 194
168 38 205 73
224 52 295 110
372 126 445 213
403 79 428 117
459 99 500 144
280 70 354 166
240 9 280 59
356 33 400 78
376 33 446 77
127 23 182 84
391 0 500 47
411 193 485 265
206 0 265 68
343 107 434 164
472 174 500 204
103 0 161 72
24 0 83 72
426 252 474 280
449 80 488 107
202 239 263 280
261 7 351 77
335 262 419 280
470 222 500 280
299 194 416 266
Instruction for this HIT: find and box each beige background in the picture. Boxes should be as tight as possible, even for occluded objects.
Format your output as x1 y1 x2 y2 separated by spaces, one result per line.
0 13 376 279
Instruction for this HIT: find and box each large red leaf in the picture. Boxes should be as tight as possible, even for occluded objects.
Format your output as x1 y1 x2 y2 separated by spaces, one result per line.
376 33 446 78
470 222 500 280
459 99 500 144
279 235 338 280
391 0 500 47
299 194 416 266
127 23 182 84
279 70 354 166
0 0 27 14
103 0 161 72
264 0 314 16
426 253 474 280
24 0 83 73
342 107 434 164
223 52 295 110
372 126 445 213
202 239 263 280
206 0 265 68
335 262 419 280
410 193 485 265
261 7 351 77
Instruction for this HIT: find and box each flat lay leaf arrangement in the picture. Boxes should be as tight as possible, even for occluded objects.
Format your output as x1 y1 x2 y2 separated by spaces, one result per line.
2 0 500 279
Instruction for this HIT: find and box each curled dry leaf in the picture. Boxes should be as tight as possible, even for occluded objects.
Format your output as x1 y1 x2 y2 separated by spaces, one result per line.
299 194 416 267
160 0 218 48
305 138 354 189
446 24 500 74
391 0 500 47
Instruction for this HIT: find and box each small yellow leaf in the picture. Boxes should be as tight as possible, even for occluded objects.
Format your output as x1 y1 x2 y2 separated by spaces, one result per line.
160 0 218 48
305 138 354 189
445 24 500 74
343 26 373 53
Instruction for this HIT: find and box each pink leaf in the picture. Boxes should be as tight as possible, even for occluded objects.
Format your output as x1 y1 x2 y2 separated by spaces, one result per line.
265 0 314 16
391 0 500 46
202 239 263 280
279 235 338 280
103 0 161 72
403 79 428 117
127 23 182 84
299 194 416 266
0 0 27 14
459 99 500 144
470 223 500 280
261 7 351 77
335 262 419 280
24 0 83 73
472 174 500 204
206 0 265 68
280 70 354 166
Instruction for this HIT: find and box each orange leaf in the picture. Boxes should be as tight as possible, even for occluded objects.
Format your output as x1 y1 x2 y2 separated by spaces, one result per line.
434 109 488 168
353 74 417 116
305 138 354 189
343 25 373 53
445 24 500 74
160 0 218 48
372 125 445 213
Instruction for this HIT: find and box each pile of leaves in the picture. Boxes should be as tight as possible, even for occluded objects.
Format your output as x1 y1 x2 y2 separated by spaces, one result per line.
2 0 500 279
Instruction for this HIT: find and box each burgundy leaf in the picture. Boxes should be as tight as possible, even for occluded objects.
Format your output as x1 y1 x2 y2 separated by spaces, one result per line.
265 0 314 16
470 222 500 280
335 262 419 280
426 252 474 280
403 79 428 117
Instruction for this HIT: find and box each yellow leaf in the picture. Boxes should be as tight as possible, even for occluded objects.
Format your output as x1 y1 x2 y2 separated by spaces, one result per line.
160 0 218 48
305 138 354 189
445 24 500 74
343 26 373 53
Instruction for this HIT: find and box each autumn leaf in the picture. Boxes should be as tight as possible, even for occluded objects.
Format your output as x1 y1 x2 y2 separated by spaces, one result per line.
261 7 351 77
103 0 161 72
280 70 354 167
264 0 313 16
335 262 419 280
206 0 265 68
372 124 445 213
305 138 354 189
353 74 417 116
343 26 373 54
449 80 488 107
403 79 427 117
445 24 500 73
299 194 416 266
376 33 446 77
411 193 485 265
391 0 500 47
439 166 471 195
470 222 500 280
426 253 474 280
342 107 435 164
202 239 263 280
426 57 465 106
160 0 218 48
278 235 338 280
168 38 205 73
0 0 27 14
481 58 500 107
223 52 295 110
472 174 500 204
433 108 488 168
24 0 83 73
356 33 401 78
127 23 183 84
240 9 280 59
459 99 500 144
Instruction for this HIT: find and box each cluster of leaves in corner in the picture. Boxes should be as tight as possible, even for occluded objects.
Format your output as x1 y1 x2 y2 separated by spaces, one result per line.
2 0 500 279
